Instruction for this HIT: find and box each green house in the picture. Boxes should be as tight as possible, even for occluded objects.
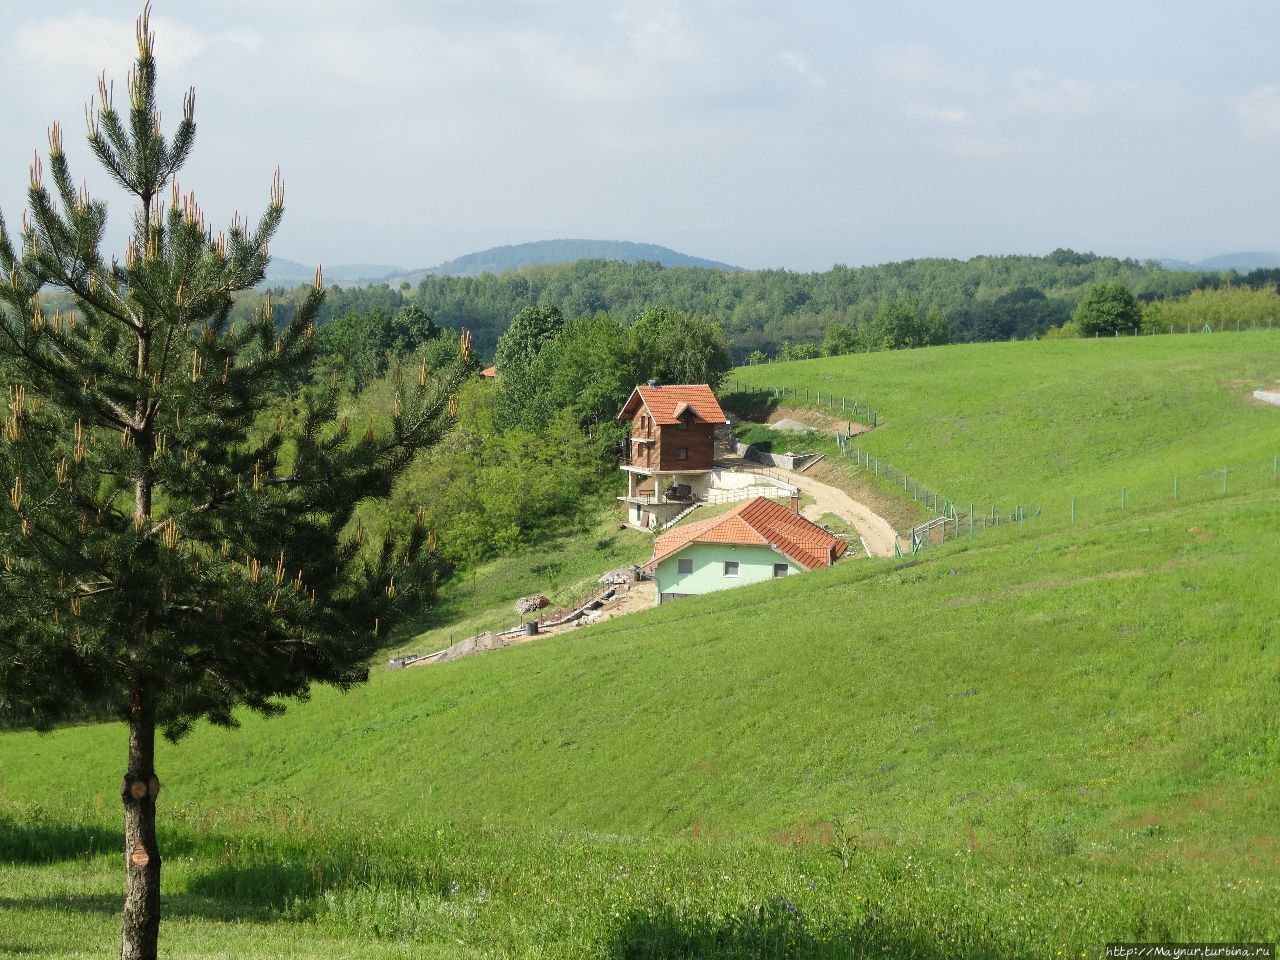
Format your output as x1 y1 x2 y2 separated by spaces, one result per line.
649 496 848 605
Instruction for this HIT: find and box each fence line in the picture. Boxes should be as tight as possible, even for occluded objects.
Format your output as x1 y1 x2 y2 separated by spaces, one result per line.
726 381 879 429
852 442 1280 554
722 377 1280 556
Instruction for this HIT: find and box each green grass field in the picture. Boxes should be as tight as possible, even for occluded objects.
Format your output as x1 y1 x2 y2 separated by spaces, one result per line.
730 331 1280 524
2 334 1278 958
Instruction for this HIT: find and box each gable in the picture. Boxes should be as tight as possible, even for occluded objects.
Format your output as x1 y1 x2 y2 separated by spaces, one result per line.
618 385 728 426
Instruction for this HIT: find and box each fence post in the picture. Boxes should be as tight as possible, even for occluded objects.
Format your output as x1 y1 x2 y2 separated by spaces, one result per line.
1121 487 1126 511
1173 475 1179 501
1223 466 1229 495
968 505 974 541
1071 496 1076 523
1273 456 1278 482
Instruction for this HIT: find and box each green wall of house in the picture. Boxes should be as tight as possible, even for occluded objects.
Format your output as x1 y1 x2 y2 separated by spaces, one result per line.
653 543 801 604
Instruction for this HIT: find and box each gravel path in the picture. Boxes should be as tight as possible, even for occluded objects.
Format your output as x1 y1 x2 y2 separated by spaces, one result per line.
782 468 899 557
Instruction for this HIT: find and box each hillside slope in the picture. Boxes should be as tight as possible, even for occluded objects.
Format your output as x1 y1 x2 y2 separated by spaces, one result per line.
6 489 1277 844
731 331 1280 518
3 335 1278 957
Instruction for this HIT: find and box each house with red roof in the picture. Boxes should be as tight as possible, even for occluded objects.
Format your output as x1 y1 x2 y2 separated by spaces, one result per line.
648 495 847 604
617 383 730 530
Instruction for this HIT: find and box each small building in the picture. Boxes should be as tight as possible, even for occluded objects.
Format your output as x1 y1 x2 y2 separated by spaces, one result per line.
648 495 847 605
479 365 497 379
617 383 729 529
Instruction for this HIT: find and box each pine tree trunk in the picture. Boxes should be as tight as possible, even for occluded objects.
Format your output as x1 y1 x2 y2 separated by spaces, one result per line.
121 700 162 960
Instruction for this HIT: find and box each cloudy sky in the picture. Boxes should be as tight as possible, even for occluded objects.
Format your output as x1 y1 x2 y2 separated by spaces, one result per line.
2 1 1278 271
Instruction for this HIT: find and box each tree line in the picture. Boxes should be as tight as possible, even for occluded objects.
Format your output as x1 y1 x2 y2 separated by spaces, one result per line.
249 248 1232 362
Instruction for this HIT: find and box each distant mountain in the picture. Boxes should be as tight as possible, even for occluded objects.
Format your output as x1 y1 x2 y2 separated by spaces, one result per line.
390 240 741 284
265 241 737 290
1157 252 1280 273
264 258 405 289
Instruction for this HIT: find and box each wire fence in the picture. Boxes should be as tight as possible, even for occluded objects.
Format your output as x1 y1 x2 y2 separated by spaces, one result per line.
829 438 1280 556
725 381 879 428
723 359 1280 557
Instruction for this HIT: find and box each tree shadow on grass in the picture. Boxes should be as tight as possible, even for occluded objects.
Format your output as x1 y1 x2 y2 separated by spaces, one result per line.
0 860 330 924
720 391 780 425
0 814 221 865
609 901 1017 960
0 816 120 864
0 854 452 926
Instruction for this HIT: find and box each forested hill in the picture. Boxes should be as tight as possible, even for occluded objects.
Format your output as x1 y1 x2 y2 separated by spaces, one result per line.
261 249 1223 360
396 239 740 281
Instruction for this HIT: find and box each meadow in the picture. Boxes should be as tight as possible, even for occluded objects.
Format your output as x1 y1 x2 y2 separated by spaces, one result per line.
2 333 1278 957
3 487 1277 956
729 330 1280 524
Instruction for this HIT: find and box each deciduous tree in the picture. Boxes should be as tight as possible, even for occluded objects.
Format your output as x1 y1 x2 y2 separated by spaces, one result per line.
1072 282 1142 335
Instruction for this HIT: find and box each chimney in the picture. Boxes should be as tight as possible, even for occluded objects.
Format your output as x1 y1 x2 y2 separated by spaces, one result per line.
790 493 800 515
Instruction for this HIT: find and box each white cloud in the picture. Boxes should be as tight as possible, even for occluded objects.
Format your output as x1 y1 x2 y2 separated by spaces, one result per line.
1234 84 1280 141
778 49 826 95
13 12 258 74
1009 70 1094 116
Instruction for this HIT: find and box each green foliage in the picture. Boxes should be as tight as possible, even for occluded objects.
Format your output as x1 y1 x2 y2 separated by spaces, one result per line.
779 340 821 360
746 349 769 365
353 379 612 578
493 305 565 429
315 308 390 390
316 304 448 391
869 297 950 350
1142 283 1280 333
948 287 1072 342
525 313 633 441
1039 319 1080 339
0 0 465 820
249 248 1229 365
1072 282 1142 336
390 249 1209 360
628 306 732 389
822 322 858 356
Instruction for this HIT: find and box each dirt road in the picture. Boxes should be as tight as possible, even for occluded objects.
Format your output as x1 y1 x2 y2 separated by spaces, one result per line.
782 467 899 557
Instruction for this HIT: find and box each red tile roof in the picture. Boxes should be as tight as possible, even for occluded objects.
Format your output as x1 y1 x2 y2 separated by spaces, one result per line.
651 496 848 571
479 365 497 378
619 384 728 425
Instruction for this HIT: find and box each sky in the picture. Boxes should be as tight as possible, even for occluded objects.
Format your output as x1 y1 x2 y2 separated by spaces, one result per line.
2 1 1279 272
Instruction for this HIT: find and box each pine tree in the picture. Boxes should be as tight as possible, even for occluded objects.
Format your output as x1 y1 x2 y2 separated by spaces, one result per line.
0 9 469 958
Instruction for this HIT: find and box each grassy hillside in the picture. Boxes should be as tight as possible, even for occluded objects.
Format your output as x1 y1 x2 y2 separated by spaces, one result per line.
2 334 1278 957
3 489 1277 956
730 330 1280 521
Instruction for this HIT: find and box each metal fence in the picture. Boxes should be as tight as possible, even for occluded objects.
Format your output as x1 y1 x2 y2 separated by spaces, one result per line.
725 381 879 429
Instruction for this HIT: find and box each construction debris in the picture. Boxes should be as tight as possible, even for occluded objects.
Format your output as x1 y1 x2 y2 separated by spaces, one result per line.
515 594 550 614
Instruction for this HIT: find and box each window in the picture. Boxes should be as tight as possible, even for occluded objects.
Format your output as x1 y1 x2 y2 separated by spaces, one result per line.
773 563 789 578
677 558 693 575
676 419 688 431
676 447 688 461
723 561 739 577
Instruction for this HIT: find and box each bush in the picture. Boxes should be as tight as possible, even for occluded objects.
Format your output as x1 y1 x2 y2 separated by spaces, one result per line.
1073 283 1142 336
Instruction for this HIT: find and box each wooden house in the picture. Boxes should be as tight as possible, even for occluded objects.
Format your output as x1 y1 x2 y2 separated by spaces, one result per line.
617 383 729 529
